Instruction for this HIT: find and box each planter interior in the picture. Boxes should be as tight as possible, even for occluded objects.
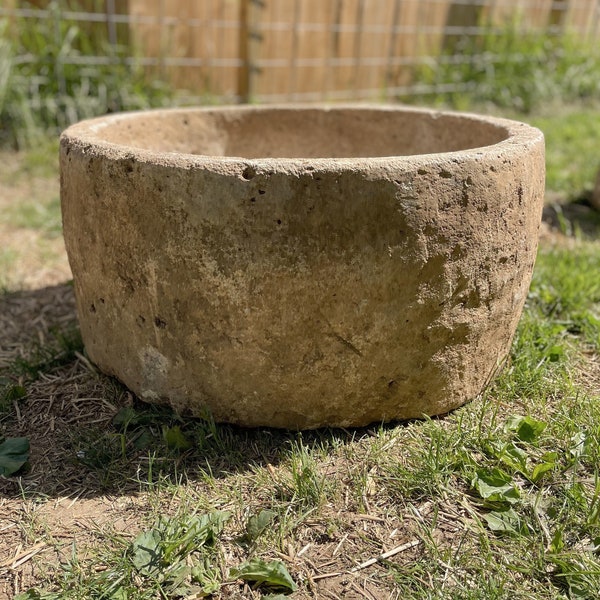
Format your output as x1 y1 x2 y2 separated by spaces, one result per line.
89 106 508 159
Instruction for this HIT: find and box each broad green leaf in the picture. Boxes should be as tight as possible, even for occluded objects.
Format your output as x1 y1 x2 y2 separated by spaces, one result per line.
262 595 292 600
230 558 297 592
546 344 565 362
245 509 276 542
506 415 547 443
162 425 192 450
569 431 588 460
113 406 175 428
549 529 564 553
2 384 27 403
192 510 231 545
132 510 230 579
562 567 596 600
483 507 528 535
501 442 529 472
549 553 599 600
531 462 556 483
484 439 506 459
164 563 194 596
133 429 153 450
568 582 591 600
531 453 558 483
472 468 520 505
109 588 128 600
131 528 163 576
541 451 559 463
191 564 221 595
0 437 30 476
112 406 138 428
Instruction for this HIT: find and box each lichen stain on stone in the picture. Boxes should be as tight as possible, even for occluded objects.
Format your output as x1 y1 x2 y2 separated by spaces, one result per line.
139 345 170 394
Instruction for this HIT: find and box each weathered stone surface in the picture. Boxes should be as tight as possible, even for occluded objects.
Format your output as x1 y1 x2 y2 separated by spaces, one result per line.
60 105 545 429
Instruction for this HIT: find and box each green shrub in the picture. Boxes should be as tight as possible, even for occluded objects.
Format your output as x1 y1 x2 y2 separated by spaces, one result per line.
412 19 600 112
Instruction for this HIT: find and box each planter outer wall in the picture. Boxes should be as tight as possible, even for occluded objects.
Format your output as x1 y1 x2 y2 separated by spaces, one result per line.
60 105 545 429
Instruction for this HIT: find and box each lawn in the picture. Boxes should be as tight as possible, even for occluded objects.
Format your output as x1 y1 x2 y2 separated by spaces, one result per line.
1 104 599 599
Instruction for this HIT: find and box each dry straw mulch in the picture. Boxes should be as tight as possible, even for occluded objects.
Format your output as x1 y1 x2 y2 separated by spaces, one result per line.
0 283 130 597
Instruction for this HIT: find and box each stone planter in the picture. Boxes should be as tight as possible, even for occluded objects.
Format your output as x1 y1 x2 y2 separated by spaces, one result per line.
60 105 545 429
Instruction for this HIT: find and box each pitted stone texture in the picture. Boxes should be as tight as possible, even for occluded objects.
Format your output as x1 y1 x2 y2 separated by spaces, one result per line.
60 105 545 429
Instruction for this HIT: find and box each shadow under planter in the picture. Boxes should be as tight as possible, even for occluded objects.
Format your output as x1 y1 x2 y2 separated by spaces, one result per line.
60 104 545 429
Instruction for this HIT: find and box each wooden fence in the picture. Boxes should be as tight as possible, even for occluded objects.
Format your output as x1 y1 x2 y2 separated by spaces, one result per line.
5 0 600 102
127 0 600 101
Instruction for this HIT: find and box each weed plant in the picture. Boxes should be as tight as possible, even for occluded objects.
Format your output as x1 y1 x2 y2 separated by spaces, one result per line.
412 19 600 113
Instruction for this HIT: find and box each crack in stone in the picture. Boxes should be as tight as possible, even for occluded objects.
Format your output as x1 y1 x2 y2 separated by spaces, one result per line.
329 331 363 357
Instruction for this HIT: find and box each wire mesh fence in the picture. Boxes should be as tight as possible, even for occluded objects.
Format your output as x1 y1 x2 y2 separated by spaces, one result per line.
1 0 600 145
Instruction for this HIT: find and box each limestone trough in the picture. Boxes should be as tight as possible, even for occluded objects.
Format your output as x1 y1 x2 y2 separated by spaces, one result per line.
60 104 545 429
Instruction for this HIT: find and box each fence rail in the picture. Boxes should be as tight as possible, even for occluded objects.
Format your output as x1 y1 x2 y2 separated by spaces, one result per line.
3 0 600 105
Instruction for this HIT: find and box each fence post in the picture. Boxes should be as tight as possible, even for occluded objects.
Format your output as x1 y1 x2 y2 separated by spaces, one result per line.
324 0 344 100
548 0 569 33
238 0 262 103
442 1 484 53
385 0 402 96
352 0 365 99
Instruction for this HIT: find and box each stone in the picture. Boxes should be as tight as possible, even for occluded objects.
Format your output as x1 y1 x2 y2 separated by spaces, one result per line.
60 105 545 429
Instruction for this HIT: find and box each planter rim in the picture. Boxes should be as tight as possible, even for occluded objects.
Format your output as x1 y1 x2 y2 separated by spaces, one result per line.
60 103 544 174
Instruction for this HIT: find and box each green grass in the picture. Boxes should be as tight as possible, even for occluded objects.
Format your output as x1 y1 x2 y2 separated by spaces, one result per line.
530 246 600 350
15 506 298 599
527 109 600 197
3 196 62 237
3 238 599 599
